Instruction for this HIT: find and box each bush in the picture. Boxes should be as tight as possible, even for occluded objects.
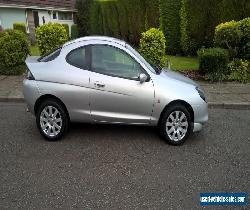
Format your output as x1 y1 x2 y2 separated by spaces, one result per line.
13 22 26 34
61 24 69 38
0 29 30 68
197 48 229 82
0 64 26 75
160 0 181 54
214 20 242 58
139 28 166 66
71 24 78 39
228 59 249 83
214 17 250 60
35 23 68 56
238 17 250 59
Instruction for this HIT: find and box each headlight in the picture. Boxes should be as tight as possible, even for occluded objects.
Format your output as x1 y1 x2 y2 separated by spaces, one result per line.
196 87 206 102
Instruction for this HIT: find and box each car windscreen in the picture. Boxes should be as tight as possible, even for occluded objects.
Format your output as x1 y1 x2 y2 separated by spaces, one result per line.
38 47 62 62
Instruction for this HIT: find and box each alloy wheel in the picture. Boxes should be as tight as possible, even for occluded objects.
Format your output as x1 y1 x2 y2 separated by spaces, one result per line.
40 106 62 137
166 111 188 142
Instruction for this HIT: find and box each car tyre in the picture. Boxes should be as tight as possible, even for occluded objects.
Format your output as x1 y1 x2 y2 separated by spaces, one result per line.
36 99 68 141
159 104 192 145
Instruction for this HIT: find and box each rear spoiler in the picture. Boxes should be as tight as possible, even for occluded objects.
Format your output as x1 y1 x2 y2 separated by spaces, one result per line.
25 56 40 64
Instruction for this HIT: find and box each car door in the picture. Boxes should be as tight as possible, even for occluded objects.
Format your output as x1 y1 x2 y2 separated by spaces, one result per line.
61 45 92 122
89 44 155 124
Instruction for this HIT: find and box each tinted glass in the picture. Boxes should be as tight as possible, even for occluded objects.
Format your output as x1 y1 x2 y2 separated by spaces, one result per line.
91 45 142 79
67 47 87 69
38 47 61 62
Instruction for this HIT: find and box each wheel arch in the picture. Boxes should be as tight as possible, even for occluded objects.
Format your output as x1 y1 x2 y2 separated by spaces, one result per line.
158 100 194 125
34 94 70 121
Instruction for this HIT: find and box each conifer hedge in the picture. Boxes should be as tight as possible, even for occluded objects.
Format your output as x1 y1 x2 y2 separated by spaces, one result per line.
159 0 181 54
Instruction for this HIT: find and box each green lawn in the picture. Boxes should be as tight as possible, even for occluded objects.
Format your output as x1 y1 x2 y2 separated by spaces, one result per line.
30 45 40 56
167 55 199 71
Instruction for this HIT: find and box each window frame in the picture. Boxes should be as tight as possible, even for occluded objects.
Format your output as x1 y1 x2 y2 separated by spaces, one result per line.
38 47 62 62
58 11 73 21
65 45 91 70
52 11 57 20
89 44 150 81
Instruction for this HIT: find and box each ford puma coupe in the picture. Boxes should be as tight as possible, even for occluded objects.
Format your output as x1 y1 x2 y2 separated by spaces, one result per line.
23 36 208 145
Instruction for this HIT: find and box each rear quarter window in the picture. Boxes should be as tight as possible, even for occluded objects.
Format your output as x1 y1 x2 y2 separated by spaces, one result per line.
38 47 62 62
66 47 88 69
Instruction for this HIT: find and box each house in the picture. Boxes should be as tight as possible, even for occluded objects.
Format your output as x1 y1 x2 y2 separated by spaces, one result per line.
0 0 76 39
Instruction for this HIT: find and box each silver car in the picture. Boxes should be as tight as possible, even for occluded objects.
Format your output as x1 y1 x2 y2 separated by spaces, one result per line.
23 36 208 145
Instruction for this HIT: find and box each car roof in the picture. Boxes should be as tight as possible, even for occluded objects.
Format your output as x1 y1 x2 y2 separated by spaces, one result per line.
63 36 126 48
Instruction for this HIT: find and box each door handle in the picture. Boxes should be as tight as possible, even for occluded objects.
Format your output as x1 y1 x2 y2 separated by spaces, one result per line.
94 82 105 88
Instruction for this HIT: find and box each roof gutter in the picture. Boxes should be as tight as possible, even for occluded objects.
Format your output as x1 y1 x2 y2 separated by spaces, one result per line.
0 3 77 12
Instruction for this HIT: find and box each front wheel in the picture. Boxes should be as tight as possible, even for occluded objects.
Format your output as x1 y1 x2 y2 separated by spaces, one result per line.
36 99 68 141
159 105 192 145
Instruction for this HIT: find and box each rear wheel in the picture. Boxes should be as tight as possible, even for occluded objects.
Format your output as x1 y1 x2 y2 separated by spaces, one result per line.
36 99 68 141
159 105 192 145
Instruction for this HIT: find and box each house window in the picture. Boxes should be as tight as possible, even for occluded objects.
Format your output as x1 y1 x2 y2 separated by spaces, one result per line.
53 12 57 19
58 12 72 20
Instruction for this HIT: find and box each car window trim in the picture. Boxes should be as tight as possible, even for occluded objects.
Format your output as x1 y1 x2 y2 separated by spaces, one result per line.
89 44 150 82
65 45 91 70
38 47 62 62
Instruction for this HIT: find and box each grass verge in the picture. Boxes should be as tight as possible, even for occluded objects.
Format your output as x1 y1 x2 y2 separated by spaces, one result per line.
167 55 199 71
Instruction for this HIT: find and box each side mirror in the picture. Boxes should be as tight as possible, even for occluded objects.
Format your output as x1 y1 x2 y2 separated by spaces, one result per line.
139 73 148 84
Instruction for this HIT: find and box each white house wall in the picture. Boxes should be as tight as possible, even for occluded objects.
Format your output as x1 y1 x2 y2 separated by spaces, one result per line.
37 10 74 36
0 8 26 29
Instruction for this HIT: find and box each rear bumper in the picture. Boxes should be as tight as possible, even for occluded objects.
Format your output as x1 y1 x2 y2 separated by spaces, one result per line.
23 79 41 114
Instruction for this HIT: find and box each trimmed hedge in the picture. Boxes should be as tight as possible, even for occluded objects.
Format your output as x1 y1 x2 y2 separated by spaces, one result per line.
13 22 26 34
139 28 166 66
71 24 79 39
238 17 250 59
144 0 159 30
160 0 181 54
35 23 68 56
62 24 69 38
77 0 159 47
0 29 30 68
76 0 249 53
180 0 250 55
197 48 229 81
76 0 93 36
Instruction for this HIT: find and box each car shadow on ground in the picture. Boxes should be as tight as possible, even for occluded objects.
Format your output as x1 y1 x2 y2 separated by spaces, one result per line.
66 122 204 146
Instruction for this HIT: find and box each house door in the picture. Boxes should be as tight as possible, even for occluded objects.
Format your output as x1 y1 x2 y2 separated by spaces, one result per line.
33 11 39 28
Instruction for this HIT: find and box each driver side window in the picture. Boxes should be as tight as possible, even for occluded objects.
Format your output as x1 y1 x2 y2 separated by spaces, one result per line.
91 45 142 79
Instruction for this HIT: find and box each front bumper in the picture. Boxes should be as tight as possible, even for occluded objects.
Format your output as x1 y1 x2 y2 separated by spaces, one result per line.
192 101 208 132
193 122 203 132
